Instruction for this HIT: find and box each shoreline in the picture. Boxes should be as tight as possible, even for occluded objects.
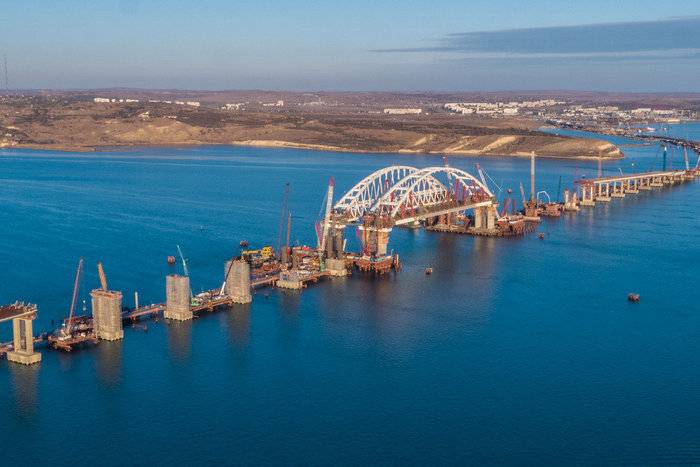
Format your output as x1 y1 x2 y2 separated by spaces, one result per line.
0 139 624 161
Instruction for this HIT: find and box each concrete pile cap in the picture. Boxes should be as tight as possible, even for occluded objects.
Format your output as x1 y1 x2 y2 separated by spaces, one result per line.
90 289 123 298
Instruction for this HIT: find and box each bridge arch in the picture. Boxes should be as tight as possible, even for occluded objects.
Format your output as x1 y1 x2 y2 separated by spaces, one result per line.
375 166 494 218
333 165 418 221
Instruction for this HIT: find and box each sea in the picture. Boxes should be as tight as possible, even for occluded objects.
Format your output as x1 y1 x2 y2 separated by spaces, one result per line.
1 123 699 465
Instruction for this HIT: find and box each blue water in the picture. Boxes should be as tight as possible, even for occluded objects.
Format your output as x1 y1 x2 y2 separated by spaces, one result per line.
1 125 699 465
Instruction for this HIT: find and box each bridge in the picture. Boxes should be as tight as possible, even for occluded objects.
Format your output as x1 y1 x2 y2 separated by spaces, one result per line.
576 168 698 205
324 165 501 268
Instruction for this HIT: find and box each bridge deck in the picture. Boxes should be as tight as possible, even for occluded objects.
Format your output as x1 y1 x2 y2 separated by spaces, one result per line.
579 170 689 185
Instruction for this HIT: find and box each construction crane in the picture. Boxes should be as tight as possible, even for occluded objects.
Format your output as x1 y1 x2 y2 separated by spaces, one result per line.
284 211 292 266
519 182 526 211
684 146 690 171
176 245 189 277
319 177 334 253
67 257 84 331
276 183 290 261
476 163 488 190
556 175 562 203
530 152 536 202
97 261 108 290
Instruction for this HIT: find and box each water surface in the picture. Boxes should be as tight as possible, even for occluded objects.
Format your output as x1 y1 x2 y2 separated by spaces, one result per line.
1 127 699 465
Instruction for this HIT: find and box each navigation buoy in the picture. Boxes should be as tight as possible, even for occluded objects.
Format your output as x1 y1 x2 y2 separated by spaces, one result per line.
628 293 640 302
167 255 176 265
425 267 433 275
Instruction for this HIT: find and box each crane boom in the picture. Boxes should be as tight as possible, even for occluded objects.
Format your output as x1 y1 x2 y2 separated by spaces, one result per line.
97 261 107 290
476 163 488 189
68 257 84 328
176 245 189 277
319 177 334 253
276 183 290 259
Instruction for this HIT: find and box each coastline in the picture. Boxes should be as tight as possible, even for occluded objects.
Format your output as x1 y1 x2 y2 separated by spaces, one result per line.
1 137 623 161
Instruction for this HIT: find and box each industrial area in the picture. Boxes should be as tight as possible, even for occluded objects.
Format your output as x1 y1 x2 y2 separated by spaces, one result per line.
1 135 699 365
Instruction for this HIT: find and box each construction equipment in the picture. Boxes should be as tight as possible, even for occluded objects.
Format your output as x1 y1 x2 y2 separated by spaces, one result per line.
530 152 536 202
97 261 108 290
319 177 334 253
68 257 85 330
176 245 189 277
276 183 290 263
684 146 690 171
241 246 274 261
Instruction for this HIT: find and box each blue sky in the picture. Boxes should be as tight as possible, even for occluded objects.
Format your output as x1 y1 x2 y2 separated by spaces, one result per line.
2 0 700 91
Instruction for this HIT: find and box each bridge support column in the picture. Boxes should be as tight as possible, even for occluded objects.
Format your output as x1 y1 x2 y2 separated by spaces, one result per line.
580 185 595 206
486 206 496 230
626 179 639 194
7 315 41 365
165 274 192 321
225 259 252 304
639 177 652 190
473 206 483 228
91 289 124 341
612 181 625 198
564 189 580 211
596 183 611 202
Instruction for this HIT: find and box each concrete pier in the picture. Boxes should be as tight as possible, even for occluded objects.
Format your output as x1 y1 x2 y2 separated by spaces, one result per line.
276 269 304 289
91 289 124 340
325 257 347 276
563 189 580 211
165 274 192 321
2 302 41 365
225 259 252 304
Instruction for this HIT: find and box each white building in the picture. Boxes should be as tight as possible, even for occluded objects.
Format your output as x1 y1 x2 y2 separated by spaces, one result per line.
93 97 110 103
383 108 422 115
186 101 200 107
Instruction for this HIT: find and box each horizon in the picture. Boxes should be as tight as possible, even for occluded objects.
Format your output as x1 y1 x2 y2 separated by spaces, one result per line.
2 0 700 93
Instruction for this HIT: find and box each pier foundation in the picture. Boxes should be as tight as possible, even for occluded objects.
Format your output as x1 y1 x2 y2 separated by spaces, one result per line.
325 257 347 277
225 259 252 304
165 274 192 321
7 314 41 365
91 289 124 340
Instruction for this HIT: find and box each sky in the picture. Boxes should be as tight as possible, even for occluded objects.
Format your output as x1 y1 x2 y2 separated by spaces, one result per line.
2 0 700 92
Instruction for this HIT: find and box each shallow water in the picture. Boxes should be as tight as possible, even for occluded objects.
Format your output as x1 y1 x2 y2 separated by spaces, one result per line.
1 125 699 465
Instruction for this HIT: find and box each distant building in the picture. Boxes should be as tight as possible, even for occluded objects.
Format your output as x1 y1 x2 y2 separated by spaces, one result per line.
383 108 422 115
93 97 110 103
186 101 200 107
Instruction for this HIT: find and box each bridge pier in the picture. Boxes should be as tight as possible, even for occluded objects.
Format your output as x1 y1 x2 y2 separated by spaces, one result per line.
225 259 252 304
626 179 639 194
4 303 41 365
611 181 625 198
596 183 611 202
472 206 497 230
563 189 580 211
165 274 192 321
91 289 124 341
580 185 595 206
